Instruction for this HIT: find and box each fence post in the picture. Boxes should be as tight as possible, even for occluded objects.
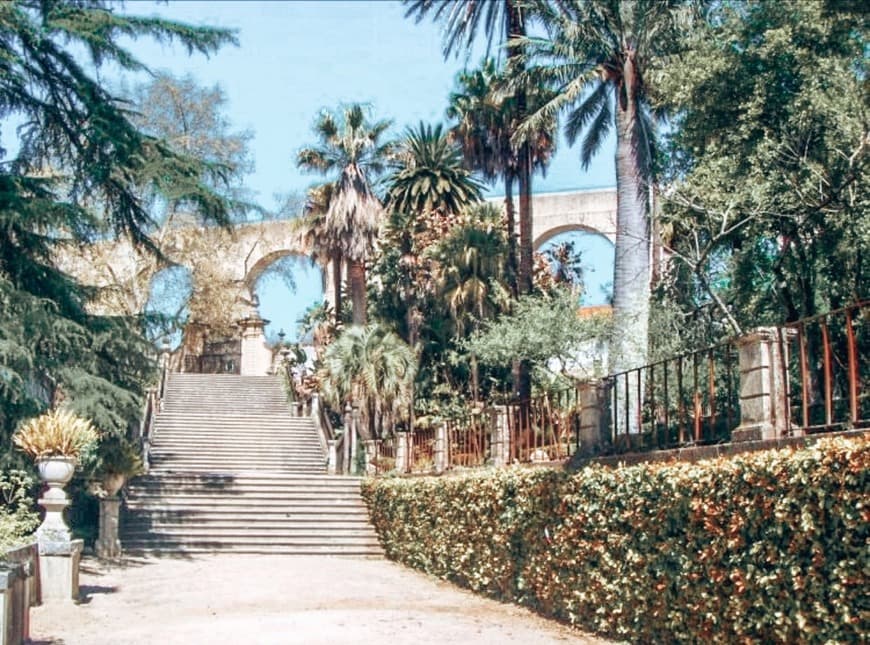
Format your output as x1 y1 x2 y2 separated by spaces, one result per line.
577 380 606 456
395 432 410 473
490 406 510 466
362 439 378 475
434 424 448 474
733 327 795 442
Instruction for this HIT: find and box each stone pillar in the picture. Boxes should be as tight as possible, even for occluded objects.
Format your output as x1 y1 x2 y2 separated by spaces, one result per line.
577 380 606 456
342 405 352 475
95 498 122 560
395 432 410 474
350 407 360 475
363 440 378 475
490 406 510 466
327 439 338 475
733 327 796 442
434 424 448 474
238 312 272 376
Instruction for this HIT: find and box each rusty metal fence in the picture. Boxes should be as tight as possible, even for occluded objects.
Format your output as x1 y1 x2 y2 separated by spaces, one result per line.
784 301 869 433
604 340 741 452
446 413 490 467
369 302 867 474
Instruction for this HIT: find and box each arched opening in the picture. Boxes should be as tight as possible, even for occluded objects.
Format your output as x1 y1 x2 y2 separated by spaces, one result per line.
251 253 324 343
537 229 614 307
144 265 193 349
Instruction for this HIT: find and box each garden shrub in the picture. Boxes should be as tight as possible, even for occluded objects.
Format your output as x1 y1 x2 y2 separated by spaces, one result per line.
0 469 39 552
362 435 869 642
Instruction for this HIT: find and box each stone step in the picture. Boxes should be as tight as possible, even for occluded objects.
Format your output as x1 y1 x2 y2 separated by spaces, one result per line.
121 543 383 556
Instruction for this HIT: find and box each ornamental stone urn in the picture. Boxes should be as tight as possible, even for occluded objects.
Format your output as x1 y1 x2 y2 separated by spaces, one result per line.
35 456 77 544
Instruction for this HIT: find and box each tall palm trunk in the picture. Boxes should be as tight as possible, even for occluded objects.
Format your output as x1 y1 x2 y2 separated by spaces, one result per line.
332 254 343 322
348 260 367 326
503 172 518 297
610 70 651 377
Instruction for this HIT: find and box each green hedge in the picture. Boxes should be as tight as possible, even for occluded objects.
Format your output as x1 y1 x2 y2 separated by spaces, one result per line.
361 435 869 642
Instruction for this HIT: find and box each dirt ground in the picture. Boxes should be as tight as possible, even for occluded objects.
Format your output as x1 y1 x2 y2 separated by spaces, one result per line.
29 554 611 644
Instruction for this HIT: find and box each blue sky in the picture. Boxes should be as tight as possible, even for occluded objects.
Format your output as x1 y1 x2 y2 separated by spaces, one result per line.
54 1 619 341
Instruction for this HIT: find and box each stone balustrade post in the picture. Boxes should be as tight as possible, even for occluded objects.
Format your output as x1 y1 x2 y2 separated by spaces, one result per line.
577 380 606 456
733 327 796 442
343 404 352 475
350 406 360 474
327 439 338 475
434 424 448 474
237 312 272 376
95 498 122 560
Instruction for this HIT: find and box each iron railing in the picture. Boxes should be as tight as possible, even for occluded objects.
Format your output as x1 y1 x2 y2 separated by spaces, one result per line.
504 388 581 462
604 340 740 453
784 301 869 433
447 413 489 467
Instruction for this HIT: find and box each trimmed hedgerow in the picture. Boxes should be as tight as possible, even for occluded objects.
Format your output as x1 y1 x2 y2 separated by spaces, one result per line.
361 435 869 642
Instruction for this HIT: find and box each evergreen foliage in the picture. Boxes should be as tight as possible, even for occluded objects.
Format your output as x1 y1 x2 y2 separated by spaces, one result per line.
0 0 237 456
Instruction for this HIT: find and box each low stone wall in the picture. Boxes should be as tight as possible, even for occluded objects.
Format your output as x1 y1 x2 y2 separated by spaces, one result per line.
0 543 38 645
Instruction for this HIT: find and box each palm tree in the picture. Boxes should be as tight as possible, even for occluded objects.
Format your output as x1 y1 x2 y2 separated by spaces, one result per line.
446 58 557 296
295 182 345 321
516 0 684 374
320 324 417 439
296 104 392 326
429 203 509 337
385 122 484 217
405 0 537 295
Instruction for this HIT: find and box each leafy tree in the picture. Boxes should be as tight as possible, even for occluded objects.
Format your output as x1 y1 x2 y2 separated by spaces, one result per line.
129 71 254 224
657 0 868 331
319 324 417 439
296 104 393 326
466 288 612 384
0 0 236 451
516 0 688 375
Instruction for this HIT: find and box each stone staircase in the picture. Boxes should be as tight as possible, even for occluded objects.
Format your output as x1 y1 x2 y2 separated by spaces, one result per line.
121 373 381 556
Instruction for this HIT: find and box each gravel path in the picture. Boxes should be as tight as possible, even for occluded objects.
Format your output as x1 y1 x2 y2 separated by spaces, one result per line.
29 555 610 644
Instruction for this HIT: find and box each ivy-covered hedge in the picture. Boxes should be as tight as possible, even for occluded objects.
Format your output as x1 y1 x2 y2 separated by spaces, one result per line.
361 435 869 642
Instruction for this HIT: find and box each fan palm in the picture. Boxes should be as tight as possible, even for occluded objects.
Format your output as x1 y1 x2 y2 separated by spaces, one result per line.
320 324 417 439
295 182 345 321
429 203 510 337
516 0 685 373
385 122 484 217
296 104 392 325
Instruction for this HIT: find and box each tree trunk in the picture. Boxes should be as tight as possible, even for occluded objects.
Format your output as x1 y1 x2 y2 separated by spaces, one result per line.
332 254 343 323
348 260 367 326
504 173 518 298
517 146 534 297
609 74 651 378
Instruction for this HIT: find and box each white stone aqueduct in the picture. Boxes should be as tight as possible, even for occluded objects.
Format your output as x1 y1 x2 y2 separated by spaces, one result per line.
60 188 615 311
56 189 616 372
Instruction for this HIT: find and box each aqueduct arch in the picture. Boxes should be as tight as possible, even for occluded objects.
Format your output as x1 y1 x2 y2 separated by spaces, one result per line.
56 189 617 373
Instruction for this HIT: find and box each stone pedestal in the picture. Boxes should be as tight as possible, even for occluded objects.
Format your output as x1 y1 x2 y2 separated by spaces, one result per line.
95 498 122 560
733 327 795 442
238 312 272 376
434 424 448 474
38 540 83 604
577 380 606 456
490 407 510 466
